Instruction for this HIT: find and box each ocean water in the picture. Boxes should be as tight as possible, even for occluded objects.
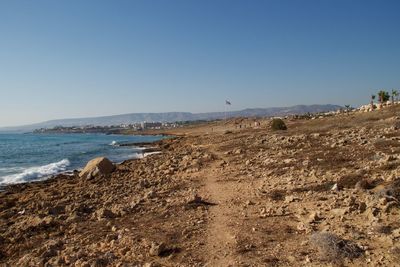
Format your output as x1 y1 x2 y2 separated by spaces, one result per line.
0 133 164 186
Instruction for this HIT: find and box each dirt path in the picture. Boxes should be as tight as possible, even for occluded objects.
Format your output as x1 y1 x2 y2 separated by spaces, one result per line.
202 153 240 266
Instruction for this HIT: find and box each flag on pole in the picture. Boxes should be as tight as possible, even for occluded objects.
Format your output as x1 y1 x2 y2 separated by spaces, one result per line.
225 100 231 105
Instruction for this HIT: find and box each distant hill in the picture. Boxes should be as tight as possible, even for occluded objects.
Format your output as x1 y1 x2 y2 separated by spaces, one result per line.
0 104 342 132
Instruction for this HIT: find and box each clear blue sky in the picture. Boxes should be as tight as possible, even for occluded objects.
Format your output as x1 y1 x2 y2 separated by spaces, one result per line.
1 0 399 127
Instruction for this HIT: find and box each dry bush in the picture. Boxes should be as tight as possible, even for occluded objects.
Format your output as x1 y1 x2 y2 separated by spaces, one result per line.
337 173 365 189
336 124 353 130
365 116 380 121
355 179 377 190
390 247 400 262
236 238 256 254
310 232 363 263
382 131 400 138
262 257 280 266
385 178 400 200
268 189 286 201
271 118 287 131
380 162 399 171
375 140 400 150
393 120 400 129
372 224 393 235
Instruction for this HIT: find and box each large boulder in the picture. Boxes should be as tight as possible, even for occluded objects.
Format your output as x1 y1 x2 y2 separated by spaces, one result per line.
79 157 115 179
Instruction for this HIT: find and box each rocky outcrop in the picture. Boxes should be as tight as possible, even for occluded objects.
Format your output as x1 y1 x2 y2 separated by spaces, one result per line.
2 106 400 266
79 157 115 179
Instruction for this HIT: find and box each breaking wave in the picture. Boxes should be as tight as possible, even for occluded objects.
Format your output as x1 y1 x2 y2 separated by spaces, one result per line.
0 159 71 185
128 151 161 159
109 141 119 146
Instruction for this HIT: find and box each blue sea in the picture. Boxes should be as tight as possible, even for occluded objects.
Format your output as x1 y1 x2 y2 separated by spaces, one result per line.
0 133 164 186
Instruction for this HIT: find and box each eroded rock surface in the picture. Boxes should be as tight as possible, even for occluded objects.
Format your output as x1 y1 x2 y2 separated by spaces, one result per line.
2 105 400 266
79 157 115 179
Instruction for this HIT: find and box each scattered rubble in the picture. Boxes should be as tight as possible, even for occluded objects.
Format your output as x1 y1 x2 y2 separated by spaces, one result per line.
2 105 400 266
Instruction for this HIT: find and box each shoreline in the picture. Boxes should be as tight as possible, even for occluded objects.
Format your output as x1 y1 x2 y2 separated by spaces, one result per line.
0 148 163 194
0 136 169 190
1 107 400 266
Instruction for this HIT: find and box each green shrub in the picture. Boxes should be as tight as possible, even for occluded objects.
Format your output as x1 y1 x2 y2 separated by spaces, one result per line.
271 118 287 130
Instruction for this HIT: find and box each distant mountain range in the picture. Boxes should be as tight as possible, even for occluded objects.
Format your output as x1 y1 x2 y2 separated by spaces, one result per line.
1 104 341 132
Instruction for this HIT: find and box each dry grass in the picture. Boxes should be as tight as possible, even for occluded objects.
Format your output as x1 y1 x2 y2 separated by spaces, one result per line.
390 247 400 262
355 179 378 190
292 181 336 193
373 225 393 235
375 140 400 151
268 189 286 201
262 257 280 266
310 232 363 264
337 173 365 189
385 178 400 200
379 161 400 171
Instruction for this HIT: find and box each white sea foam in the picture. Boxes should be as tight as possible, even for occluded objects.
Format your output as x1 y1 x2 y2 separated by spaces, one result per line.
0 166 25 173
129 151 161 159
0 159 71 185
109 141 120 146
126 152 144 159
143 151 161 157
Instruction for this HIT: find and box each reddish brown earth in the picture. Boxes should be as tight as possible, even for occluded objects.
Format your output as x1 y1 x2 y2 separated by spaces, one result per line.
1 106 400 266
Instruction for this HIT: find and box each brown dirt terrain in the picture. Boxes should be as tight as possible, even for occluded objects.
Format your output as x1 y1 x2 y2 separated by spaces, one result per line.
1 106 400 266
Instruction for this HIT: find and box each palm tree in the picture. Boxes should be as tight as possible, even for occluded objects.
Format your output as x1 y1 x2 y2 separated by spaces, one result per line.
371 94 376 110
378 90 390 108
344 105 351 115
392 89 398 104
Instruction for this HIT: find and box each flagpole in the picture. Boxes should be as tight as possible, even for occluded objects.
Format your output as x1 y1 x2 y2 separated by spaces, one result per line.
225 104 227 121
224 100 231 121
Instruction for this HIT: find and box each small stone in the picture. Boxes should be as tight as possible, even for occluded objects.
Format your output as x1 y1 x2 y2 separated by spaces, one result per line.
330 208 349 216
234 149 243 154
96 208 116 220
149 242 166 256
331 183 338 191
308 212 321 224
284 195 300 203
245 200 254 206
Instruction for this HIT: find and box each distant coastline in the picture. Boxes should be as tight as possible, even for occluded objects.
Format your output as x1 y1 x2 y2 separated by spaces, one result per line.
32 122 183 135
0 104 342 132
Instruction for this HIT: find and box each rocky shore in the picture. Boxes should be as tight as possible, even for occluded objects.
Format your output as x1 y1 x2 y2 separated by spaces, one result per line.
1 106 400 266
